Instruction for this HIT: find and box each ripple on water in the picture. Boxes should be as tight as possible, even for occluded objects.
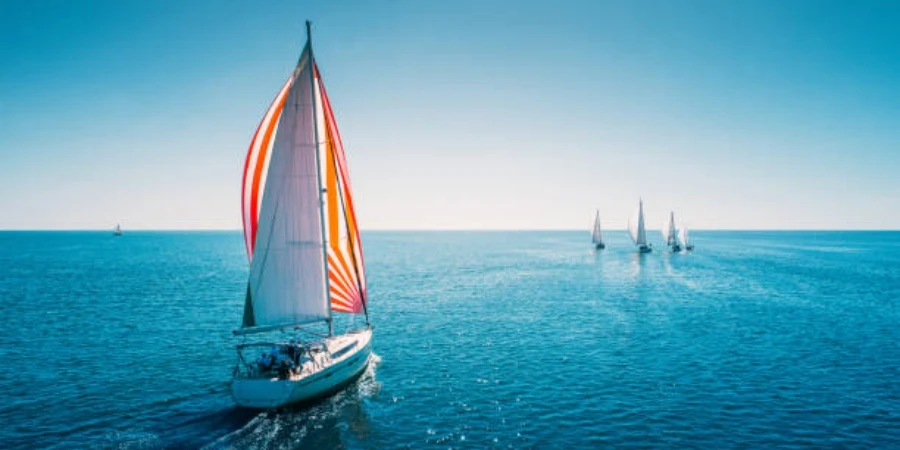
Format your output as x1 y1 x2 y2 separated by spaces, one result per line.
2 231 900 448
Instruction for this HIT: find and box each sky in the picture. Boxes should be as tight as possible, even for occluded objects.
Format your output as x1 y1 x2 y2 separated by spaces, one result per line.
1 0 898 230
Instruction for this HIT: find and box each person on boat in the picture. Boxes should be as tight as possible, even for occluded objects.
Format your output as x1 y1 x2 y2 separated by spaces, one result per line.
277 358 292 379
268 345 282 366
285 342 297 362
257 352 271 371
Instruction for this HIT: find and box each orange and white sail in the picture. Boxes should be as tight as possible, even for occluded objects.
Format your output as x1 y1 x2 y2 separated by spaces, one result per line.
241 76 292 259
239 40 367 332
317 66 367 314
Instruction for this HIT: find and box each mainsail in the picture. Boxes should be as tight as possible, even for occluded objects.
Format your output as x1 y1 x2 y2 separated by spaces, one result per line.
632 199 647 246
239 40 367 332
591 210 603 245
669 212 679 246
663 211 678 246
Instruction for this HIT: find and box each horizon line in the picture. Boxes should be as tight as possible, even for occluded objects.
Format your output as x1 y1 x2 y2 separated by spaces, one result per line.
2 228 899 232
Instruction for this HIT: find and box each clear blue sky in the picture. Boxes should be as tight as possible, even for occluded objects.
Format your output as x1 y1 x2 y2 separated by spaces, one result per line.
1 0 898 230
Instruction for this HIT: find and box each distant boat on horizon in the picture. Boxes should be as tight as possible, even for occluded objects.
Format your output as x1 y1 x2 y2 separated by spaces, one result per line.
230 21 372 409
113 223 122 236
680 227 695 251
662 211 682 252
628 198 652 253
591 210 605 250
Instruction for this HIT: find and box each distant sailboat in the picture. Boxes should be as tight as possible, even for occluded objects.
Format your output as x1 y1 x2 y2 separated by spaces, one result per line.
680 227 694 251
591 210 605 250
113 223 122 236
628 198 652 253
662 211 682 252
230 22 372 409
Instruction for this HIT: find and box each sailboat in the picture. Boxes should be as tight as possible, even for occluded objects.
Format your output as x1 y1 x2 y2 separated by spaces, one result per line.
680 227 694 251
628 198 652 253
113 223 122 236
662 211 682 252
591 210 605 250
231 22 372 409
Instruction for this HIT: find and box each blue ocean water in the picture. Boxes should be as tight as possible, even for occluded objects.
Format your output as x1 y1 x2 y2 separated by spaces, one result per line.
1 230 899 449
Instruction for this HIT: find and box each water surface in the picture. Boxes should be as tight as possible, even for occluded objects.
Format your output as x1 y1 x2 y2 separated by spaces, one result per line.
1 230 899 448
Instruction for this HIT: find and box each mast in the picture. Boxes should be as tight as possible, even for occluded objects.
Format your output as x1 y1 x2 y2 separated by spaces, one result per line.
306 20 334 336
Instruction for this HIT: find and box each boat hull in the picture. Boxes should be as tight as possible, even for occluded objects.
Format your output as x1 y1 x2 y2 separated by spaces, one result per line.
639 245 652 253
231 328 372 409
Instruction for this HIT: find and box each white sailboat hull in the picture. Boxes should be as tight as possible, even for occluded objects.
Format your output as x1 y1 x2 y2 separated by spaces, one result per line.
231 328 372 409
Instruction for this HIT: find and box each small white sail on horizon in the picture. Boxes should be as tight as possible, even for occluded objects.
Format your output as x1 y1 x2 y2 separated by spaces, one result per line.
628 198 651 253
680 227 694 251
663 211 682 252
591 210 605 249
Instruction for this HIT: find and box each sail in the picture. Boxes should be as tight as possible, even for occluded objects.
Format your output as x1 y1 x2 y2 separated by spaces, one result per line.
679 227 689 247
317 66 367 314
241 43 330 329
664 211 678 246
591 210 603 245
636 199 647 246
242 77 293 258
668 212 679 246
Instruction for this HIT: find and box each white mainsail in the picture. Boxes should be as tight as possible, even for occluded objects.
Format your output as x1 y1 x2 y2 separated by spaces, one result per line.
663 211 678 247
628 199 648 246
245 44 329 329
591 210 604 245
636 199 648 246
680 227 690 248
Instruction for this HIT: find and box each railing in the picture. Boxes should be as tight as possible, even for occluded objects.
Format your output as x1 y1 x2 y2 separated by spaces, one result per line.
233 341 331 380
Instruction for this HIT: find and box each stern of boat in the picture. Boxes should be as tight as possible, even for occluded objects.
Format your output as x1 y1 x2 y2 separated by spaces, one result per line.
231 327 373 409
232 377 297 409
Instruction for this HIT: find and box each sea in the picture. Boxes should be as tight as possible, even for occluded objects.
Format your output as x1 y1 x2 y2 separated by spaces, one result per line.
1 230 899 449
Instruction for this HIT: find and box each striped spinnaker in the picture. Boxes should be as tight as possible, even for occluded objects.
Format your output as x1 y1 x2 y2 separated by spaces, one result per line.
241 77 293 259
318 65 367 314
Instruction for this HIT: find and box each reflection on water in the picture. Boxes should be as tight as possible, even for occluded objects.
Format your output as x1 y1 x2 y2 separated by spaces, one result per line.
6 231 900 448
629 251 648 278
662 249 681 276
